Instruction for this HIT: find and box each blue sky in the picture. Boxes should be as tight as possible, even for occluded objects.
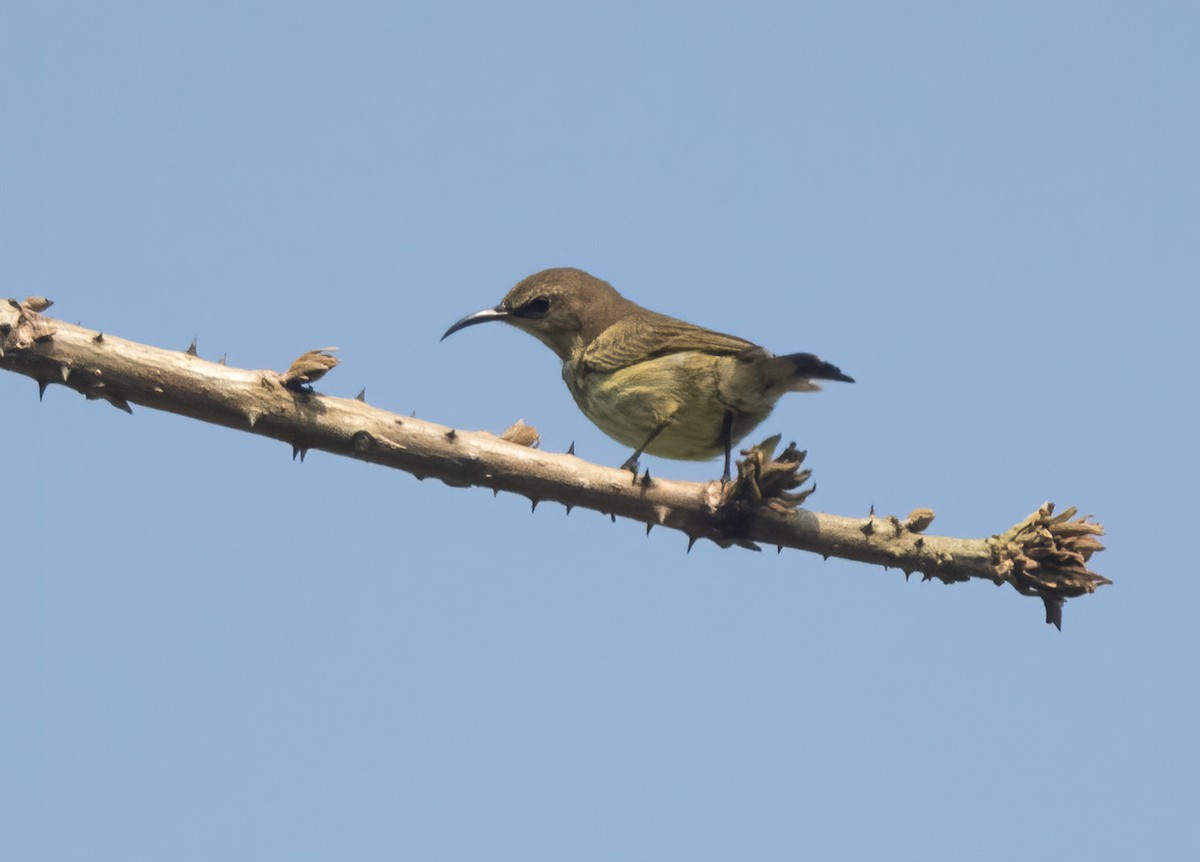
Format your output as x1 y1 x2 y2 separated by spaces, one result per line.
1 2 1194 859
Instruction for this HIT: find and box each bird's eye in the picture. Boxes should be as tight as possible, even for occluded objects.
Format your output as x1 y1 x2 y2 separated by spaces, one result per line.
523 297 551 316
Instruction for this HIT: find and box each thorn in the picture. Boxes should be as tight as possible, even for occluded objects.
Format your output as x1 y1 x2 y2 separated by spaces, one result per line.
640 470 652 488
246 411 260 429
37 380 48 401
921 573 934 582
93 332 104 343
355 388 366 401
686 535 698 553
565 504 573 515
567 441 575 455
218 353 227 365
903 569 913 581
445 428 457 441
410 410 416 417
776 545 783 554
186 338 198 356
822 554 829 561
869 504 875 516
292 445 307 461
59 365 70 383
492 488 499 497
610 514 616 523
653 505 668 525
645 523 653 535
1044 597 1064 630
530 499 539 513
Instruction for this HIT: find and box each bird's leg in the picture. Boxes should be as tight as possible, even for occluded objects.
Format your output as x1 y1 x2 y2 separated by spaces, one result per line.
621 422 669 478
720 410 734 483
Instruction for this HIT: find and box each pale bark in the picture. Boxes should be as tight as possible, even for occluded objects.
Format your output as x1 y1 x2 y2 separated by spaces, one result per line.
1 298 1110 628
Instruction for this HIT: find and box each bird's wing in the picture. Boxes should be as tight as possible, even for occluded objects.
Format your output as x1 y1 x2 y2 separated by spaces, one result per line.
580 313 758 373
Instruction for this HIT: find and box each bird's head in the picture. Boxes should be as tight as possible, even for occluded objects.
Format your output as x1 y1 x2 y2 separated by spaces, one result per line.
441 267 631 361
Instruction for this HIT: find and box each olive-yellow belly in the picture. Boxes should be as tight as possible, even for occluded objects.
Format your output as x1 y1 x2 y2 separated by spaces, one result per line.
562 352 778 461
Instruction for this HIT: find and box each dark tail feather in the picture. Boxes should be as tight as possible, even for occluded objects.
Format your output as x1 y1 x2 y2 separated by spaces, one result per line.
785 352 854 384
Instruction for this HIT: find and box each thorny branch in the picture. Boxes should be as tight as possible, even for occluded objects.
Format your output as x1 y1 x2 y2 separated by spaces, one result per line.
0 298 1110 628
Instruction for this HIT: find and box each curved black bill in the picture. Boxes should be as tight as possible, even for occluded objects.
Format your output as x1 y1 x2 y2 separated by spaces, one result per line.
441 305 510 341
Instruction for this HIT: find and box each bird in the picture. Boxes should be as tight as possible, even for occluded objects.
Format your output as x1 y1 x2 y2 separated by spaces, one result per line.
442 267 853 480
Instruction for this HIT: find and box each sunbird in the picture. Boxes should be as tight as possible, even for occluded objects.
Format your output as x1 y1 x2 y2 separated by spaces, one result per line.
442 268 853 479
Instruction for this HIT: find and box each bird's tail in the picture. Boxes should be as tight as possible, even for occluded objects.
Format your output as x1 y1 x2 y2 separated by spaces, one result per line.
725 347 854 400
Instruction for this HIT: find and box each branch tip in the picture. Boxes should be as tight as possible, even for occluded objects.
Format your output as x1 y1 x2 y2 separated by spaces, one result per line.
991 503 1109 627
